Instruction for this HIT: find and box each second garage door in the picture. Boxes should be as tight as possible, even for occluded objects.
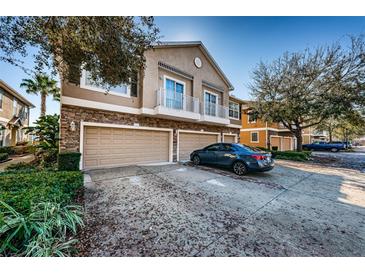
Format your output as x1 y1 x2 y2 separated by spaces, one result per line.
83 126 170 169
178 131 219 161
223 134 236 143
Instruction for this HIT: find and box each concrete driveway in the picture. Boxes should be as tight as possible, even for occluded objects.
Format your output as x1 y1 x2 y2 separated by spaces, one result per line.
80 160 365 256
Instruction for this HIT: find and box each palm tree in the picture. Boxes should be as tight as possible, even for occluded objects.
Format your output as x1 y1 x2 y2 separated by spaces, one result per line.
20 74 60 116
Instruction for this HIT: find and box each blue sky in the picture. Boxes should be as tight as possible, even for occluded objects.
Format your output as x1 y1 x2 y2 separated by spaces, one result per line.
1 16 365 124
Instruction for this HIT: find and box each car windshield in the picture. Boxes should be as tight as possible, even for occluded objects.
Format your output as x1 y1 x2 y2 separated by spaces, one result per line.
234 144 263 152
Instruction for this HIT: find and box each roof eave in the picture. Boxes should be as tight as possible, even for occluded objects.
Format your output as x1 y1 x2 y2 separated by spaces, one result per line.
0 80 35 108
152 41 234 91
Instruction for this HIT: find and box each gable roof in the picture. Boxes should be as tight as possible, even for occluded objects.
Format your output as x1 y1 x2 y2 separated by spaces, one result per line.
153 41 234 91
0 80 35 108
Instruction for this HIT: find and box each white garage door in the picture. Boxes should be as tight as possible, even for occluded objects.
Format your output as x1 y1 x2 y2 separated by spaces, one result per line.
83 126 170 169
178 131 219 161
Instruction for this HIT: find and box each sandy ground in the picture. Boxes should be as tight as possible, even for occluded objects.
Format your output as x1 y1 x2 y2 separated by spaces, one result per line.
79 156 365 256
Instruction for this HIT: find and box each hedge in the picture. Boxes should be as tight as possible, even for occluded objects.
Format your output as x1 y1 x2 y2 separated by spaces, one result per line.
271 150 311 161
4 161 36 172
0 171 83 214
0 153 9 162
254 147 311 161
58 152 81 171
0 146 14 155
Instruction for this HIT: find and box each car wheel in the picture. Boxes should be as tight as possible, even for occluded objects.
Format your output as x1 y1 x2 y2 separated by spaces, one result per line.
233 161 248 176
192 155 201 165
331 148 339 152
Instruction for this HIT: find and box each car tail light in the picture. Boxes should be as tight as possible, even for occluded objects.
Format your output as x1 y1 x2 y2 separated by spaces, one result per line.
250 155 267 160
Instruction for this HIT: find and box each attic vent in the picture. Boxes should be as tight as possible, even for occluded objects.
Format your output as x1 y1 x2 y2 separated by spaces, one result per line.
158 62 194 80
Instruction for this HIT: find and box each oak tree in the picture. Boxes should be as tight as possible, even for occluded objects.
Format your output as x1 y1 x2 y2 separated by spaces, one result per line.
250 36 365 151
0 16 159 88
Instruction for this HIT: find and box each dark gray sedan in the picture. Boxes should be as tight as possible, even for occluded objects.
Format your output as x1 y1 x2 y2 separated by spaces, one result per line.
190 143 274 175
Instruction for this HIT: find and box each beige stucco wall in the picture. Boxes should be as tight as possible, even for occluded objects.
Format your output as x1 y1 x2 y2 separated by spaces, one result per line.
62 82 140 108
61 45 232 114
142 46 230 109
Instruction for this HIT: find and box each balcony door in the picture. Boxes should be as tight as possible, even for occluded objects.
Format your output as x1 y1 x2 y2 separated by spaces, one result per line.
165 77 185 110
204 91 217 116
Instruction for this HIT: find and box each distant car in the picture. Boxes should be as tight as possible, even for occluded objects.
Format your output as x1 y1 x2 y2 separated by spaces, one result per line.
302 141 346 152
190 143 274 175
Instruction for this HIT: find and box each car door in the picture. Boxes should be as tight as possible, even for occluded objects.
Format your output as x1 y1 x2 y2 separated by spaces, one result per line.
199 144 221 164
215 144 237 166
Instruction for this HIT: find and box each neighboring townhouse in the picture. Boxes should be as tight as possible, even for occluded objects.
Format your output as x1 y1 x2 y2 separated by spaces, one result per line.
240 103 330 150
0 80 34 147
302 128 329 144
60 41 243 169
240 103 295 151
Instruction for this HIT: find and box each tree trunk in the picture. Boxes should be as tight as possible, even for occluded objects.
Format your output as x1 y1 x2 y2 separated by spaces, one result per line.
40 92 47 116
295 130 303 152
329 129 333 142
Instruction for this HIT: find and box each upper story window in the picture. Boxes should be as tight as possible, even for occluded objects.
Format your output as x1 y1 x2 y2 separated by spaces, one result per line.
248 111 257 123
164 76 185 110
0 88 3 111
13 99 17 116
204 90 218 116
81 71 131 97
229 101 240 119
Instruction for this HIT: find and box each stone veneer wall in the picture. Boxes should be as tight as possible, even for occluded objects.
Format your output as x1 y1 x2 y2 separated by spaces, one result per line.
60 105 240 161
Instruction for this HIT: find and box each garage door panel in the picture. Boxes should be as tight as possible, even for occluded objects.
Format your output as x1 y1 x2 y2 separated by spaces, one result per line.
271 136 281 151
179 132 218 161
283 138 292 151
83 126 170 169
224 135 236 143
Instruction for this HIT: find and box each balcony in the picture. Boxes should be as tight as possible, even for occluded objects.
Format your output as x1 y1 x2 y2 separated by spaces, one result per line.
200 102 230 125
154 89 200 121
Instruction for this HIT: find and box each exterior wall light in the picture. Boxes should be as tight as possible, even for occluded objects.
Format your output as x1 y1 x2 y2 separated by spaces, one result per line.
70 121 76 132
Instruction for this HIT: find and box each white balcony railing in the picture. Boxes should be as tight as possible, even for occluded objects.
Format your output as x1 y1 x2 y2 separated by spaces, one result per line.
156 89 200 114
202 101 229 119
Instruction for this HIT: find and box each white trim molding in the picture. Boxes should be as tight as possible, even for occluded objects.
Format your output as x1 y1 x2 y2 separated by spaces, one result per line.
227 124 241 129
79 121 174 170
176 129 221 161
223 133 238 143
240 127 290 132
62 96 141 115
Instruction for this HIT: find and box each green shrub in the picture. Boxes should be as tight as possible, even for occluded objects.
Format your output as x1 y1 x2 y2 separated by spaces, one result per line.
0 146 15 155
39 148 59 168
0 152 9 162
26 145 37 154
5 161 36 172
0 171 83 214
0 201 84 257
58 152 81 171
271 150 311 161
